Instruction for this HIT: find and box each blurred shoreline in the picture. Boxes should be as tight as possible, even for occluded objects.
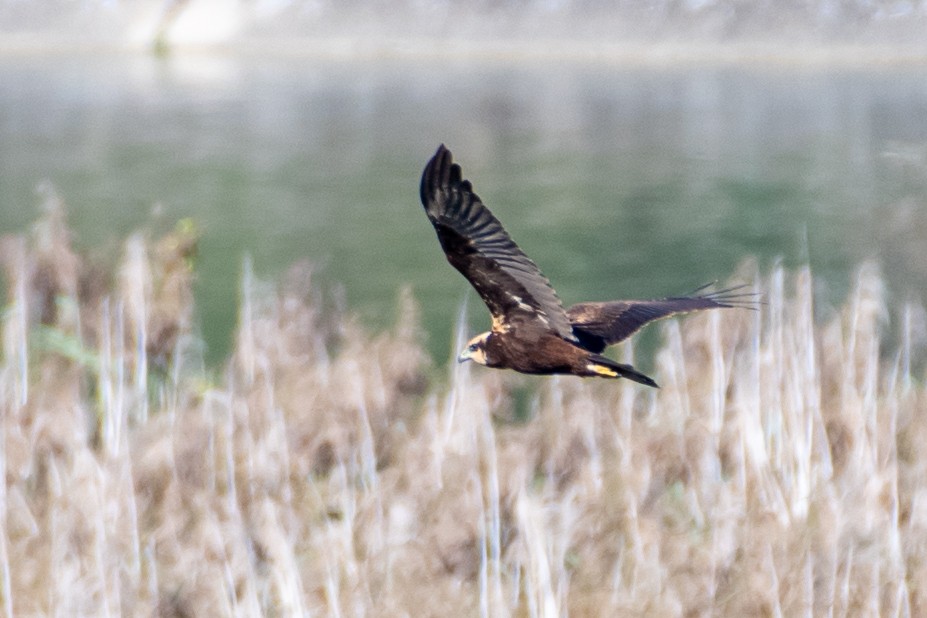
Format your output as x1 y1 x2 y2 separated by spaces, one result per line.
0 38 926 67
2 0 927 65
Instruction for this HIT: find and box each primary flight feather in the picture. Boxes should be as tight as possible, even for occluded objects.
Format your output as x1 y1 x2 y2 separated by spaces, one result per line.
420 144 754 387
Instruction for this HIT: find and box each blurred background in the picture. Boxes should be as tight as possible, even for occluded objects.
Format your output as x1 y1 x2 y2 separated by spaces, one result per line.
1 0 926 363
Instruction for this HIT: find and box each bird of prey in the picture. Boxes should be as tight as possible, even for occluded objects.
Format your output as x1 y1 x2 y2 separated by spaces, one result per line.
419 144 753 387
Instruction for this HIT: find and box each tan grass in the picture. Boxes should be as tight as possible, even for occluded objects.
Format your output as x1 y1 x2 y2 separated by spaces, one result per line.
1 198 925 617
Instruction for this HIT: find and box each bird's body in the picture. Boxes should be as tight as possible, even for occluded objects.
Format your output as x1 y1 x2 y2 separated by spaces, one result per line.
419 144 753 387
482 330 644 378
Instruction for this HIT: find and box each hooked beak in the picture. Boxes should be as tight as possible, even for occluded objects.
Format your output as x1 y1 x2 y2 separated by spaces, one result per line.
457 348 473 363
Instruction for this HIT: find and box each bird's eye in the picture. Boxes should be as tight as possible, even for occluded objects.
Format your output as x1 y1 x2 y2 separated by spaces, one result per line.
469 343 479 352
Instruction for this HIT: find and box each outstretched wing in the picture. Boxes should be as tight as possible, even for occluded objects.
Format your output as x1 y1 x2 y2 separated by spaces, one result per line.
567 285 757 353
420 144 575 340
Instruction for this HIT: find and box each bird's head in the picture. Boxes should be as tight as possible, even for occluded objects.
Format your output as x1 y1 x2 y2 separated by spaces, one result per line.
458 332 491 365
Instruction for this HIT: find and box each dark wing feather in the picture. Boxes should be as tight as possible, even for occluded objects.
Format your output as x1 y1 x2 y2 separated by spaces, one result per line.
568 286 758 353
420 145 575 340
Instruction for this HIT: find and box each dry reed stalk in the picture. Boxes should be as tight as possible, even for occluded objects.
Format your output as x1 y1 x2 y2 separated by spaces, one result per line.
0 200 924 616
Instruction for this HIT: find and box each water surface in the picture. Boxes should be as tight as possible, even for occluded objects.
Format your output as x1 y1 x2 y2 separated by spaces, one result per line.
1 53 925 363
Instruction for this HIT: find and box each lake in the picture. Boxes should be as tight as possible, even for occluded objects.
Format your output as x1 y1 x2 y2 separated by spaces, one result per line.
1 52 925 363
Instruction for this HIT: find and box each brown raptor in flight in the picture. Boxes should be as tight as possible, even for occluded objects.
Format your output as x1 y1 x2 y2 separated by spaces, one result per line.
420 144 754 387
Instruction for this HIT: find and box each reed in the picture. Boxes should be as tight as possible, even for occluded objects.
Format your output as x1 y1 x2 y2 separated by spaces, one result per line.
0 198 924 616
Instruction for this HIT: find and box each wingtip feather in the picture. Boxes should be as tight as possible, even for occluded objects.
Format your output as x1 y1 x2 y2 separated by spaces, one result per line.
421 144 460 208
682 282 763 310
421 144 449 208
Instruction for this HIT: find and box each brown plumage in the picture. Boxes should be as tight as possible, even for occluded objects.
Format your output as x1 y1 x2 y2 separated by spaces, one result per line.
419 144 755 387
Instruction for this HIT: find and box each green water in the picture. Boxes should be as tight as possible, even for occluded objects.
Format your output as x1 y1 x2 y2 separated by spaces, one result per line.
2 53 926 363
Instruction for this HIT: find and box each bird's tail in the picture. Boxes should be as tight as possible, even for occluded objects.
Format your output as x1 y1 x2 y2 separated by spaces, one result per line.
587 354 659 388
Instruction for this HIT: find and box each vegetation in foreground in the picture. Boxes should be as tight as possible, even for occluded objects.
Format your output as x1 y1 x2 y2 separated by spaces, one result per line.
0 199 925 617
